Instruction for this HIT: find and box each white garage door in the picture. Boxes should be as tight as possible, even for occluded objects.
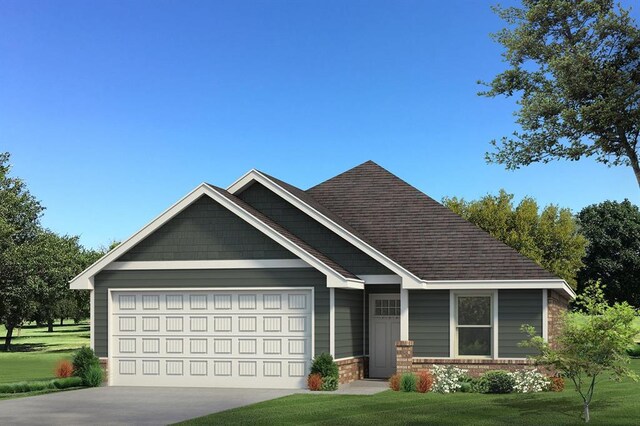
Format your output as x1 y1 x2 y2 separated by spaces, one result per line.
109 288 313 389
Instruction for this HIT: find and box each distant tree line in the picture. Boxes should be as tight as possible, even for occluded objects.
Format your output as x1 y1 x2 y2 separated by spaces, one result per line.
0 152 105 351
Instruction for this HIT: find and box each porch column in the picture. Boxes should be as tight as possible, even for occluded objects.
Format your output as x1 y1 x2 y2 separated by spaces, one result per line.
400 287 409 340
395 340 414 373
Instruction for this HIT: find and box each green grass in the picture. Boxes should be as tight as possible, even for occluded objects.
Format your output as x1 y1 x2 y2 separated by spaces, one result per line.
176 359 640 426
0 322 89 383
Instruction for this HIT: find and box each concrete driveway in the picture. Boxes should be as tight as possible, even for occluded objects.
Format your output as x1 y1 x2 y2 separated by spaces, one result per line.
0 386 295 425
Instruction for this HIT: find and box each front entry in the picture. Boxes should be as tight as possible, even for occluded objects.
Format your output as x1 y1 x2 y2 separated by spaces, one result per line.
368 293 400 378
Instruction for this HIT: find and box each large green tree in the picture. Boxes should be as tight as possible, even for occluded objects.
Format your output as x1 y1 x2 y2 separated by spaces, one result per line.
0 152 44 350
443 190 587 287
481 0 640 187
577 199 640 306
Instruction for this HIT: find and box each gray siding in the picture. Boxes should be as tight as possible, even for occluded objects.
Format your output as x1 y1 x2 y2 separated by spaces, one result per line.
409 290 450 357
93 269 328 357
118 196 297 261
335 289 364 358
498 290 543 358
364 284 400 351
238 183 391 275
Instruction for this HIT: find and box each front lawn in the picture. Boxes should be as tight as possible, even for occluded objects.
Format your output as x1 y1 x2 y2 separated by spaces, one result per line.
0 323 89 383
177 359 640 426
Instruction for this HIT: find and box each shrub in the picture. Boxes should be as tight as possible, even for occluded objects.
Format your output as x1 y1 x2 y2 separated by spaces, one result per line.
549 376 565 392
510 368 549 393
55 360 74 378
416 371 434 393
483 371 515 394
307 373 323 391
321 375 338 391
0 377 84 394
389 373 401 391
83 364 104 387
72 347 100 379
431 365 467 393
400 373 417 392
470 377 489 393
310 353 339 391
627 343 640 358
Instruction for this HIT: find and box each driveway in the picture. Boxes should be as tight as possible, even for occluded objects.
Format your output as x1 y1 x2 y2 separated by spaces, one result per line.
0 386 295 425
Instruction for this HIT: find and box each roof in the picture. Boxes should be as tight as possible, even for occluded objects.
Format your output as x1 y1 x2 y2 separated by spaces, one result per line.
305 160 558 281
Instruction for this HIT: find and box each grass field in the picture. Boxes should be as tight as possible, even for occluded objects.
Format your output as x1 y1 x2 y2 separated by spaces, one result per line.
0 323 89 383
177 359 640 426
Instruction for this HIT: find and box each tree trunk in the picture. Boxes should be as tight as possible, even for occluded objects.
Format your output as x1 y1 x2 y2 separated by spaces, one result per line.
583 402 590 423
620 133 640 188
4 326 14 352
60 318 64 326
47 319 54 333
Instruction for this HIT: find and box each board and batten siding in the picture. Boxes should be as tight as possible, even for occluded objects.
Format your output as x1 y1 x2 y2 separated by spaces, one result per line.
334 289 364 359
93 268 328 358
409 290 450 357
498 289 543 358
237 183 391 275
117 196 297 262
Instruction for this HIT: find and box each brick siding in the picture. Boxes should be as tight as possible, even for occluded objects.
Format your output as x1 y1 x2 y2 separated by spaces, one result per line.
336 356 368 384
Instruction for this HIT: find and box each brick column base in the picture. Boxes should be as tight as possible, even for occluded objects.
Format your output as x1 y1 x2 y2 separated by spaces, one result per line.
395 340 414 374
99 357 109 384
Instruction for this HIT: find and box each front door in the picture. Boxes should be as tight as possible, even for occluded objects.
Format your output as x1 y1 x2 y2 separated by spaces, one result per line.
369 294 401 378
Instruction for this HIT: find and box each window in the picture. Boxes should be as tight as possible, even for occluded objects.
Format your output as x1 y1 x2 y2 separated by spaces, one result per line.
455 294 493 357
374 298 400 317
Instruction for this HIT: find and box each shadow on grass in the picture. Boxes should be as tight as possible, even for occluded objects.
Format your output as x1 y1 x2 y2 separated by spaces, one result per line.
495 394 617 423
0 343 47 353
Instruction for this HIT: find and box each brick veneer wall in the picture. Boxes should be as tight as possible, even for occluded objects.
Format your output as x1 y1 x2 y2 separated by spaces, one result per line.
548 290 570 349
412 358 537 377
336 356 368 384
395 341 414 373
99 357 109 384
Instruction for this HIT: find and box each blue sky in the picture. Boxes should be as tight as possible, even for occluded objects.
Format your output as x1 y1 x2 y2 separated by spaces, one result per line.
1 0 638 249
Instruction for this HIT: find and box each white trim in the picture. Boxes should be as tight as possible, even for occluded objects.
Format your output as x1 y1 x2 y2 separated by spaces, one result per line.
333 356 365 362
329 288 335 357
227 170 424 288
107 287 113 385
493 290 499 359
358 274 401 284
449 290 455 358
89 289 95 350
69 184 363 290
542 289 549 342
400 288 409 340
422 280 575 299
104 259 309 271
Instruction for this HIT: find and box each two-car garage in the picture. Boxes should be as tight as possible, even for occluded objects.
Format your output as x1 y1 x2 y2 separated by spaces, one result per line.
109 288 313 389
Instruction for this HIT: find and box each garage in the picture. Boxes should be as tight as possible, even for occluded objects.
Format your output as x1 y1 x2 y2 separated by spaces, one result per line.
109 288 313 389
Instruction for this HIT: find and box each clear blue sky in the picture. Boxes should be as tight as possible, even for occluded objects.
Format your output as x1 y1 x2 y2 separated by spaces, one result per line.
1 0 638 249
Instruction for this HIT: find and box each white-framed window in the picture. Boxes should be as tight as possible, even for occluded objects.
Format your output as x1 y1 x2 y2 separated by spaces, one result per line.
454 292 494 358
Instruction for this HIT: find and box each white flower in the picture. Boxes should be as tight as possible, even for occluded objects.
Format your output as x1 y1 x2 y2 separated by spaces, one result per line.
431 365 467 394
509 369 549 393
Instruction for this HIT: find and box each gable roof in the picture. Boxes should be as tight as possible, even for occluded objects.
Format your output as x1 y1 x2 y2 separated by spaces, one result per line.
69 183 363 290
306 161 558 282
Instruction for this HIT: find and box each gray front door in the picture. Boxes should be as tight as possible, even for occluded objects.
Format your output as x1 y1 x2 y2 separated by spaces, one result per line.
369 294 400 378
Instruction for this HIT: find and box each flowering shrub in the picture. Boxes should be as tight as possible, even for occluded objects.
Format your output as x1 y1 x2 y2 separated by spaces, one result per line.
55 360 74 378
549 376 565 392
431 365 467 393
388 373 401 391
417 371 434 393
509 369 549 393
307 373 323 391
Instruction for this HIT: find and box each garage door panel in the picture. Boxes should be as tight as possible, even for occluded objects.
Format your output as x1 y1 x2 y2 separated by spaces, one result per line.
110 289 312 389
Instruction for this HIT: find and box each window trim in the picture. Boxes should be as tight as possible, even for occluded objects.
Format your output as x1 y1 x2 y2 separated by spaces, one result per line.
451 290 498 359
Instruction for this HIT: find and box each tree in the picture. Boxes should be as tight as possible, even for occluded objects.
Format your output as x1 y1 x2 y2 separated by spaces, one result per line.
0 152 44 351
577 200 640 306
521 282 639 422
481 0 640 187
443 190 587 287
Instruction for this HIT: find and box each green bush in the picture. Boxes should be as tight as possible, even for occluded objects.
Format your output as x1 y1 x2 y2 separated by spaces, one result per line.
626 343 640 358
482 371 515 394
83 365 104 387
310 353 339 391
72 346 100 379
471 377 489 393
400 373 417 392
0 377 84 394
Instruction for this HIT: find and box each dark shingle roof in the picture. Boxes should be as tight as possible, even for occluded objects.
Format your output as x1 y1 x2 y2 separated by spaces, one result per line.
305 161 557 281
206 184 360 280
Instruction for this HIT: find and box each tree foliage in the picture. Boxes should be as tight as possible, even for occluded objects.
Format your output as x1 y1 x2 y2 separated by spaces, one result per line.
443 190 587 287
577 199 640 307
521 281 639 422
481 0 640 187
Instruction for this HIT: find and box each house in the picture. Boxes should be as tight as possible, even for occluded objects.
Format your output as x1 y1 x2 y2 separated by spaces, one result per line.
69 161 574 389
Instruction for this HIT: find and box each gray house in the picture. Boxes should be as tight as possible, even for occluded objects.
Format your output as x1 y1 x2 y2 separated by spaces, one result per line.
70 161 574 388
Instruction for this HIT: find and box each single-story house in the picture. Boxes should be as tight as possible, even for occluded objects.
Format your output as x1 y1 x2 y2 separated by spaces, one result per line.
70 161 574 389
